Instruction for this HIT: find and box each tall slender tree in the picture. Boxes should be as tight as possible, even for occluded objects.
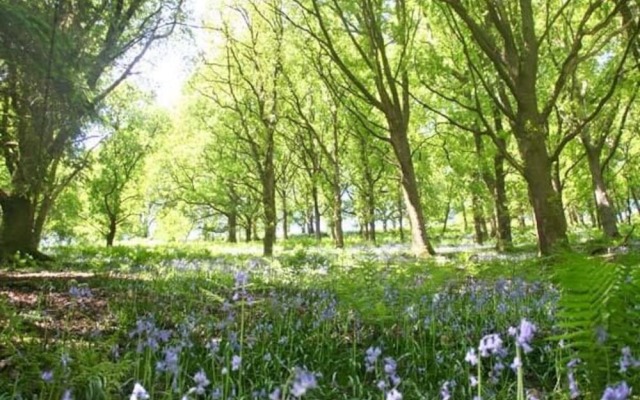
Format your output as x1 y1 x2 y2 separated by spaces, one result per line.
288 0 436 256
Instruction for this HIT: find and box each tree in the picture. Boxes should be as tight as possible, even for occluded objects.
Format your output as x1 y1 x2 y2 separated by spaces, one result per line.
88 88 163 246
197 0 285 256
0 0 184 259
288 0 436 256
284 67 348 248
431 0 635 254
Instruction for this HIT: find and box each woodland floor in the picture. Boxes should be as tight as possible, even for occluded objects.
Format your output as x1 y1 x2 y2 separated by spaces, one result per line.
1 230 639 399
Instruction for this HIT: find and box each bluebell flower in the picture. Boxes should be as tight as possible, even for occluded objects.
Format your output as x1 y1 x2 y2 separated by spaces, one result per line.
235 270 249 288
478 334 503 357
290 368 318 397
69 285 92 298
383 357 396 375
510 356 522 371
130 383 150 400
440 381 452 400
568 371 580 399
383 357 401 386
207 338 221 355
269 388 281 400
618 347 640 373
465 348 478 366
41 370 53 383
192 369 210 395
365 347 382 372
231 355 242 371
386 388 402 400
61 389 72 400
509 319 536 353
601 381 631 400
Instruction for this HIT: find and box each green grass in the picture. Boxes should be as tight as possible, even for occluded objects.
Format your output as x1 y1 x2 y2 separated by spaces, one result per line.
0 241 639 399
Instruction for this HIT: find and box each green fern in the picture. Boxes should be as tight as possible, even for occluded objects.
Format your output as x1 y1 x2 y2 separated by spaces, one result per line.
552 252 640 393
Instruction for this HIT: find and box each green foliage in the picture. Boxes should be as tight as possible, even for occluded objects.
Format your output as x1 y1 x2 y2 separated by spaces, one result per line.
2 245 639 398
553 253 640 391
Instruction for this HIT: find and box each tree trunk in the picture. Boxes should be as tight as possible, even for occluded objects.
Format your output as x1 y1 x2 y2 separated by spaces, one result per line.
281 194 288 240
474 131 512 250
585 148 619 238
106 216 117 247
472 191 486 245
32 194 54 249
0 194 38 257
312 184 321 241
517 131 568 255
588 206 598 228
461 200 468 232
307 209 314 235
228 212 238 243
440 200 450 237
332 181 344 248
397 188 404 242
632 188 640 217
488 214 497 238
493 146 512 251
245 219 252 242
390 130 435 256
367 190 376 243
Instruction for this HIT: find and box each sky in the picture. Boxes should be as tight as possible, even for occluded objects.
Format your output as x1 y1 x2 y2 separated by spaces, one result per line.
134 0 212 109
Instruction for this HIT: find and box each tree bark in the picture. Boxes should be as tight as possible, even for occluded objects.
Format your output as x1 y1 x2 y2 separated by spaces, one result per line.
312 184 321 241
332 181 344 248
473 131 512 250
0 194 36 256
493 143 512 251
367 191 376 243
584 147 619 238
397 188 405 242
390 129 435 256
517 124 568 255
281 193 288 240
440 200 450 237
262 161 276 256
228 212 238 243
106 216 117 247
632 188 640 217
471 190 487 245
245 219 252 242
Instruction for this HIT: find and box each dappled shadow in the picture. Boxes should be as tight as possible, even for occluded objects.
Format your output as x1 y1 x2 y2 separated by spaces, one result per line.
0 272 142 339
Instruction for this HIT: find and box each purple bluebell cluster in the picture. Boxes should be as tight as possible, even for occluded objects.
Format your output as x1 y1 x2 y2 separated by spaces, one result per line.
365 346 382 372
478 334 503 357
601 381 631 400
567 358 581 399
508 319 537 353
68 285 92 298
290 367 318 397
619 347 640 373
130 383 149 400
28 265 639 400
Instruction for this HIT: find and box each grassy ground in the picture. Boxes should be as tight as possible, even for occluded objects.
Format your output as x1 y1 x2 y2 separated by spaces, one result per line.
1 233 639 399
